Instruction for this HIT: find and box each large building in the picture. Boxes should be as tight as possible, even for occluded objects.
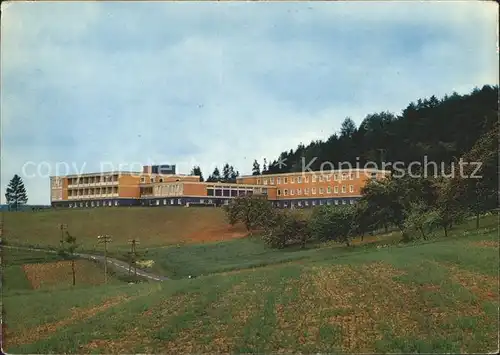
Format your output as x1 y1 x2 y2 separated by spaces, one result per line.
50 165 389 208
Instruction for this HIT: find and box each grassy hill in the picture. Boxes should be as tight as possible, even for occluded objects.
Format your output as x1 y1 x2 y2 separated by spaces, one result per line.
3 216 498 353
2 207 247 251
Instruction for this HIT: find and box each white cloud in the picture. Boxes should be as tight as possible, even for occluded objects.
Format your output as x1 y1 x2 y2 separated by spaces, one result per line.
1 1 498 204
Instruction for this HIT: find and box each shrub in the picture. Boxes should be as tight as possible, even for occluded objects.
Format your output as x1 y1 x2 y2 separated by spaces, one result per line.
309 205 356 246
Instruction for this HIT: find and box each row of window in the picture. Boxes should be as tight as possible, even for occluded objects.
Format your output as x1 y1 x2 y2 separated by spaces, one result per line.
68 187 118 196
277 185 355 196
207 188 266 197
258 172 364 185
68 176 118 185
276 199 356 208
68 200 119 208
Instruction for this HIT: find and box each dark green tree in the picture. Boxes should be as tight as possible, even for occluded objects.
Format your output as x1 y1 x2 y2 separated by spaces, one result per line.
206 167 221 182
189 166 204 182
5 174 28 211
252 159 261 176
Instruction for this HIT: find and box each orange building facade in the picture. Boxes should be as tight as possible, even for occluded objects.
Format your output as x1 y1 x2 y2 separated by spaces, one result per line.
50 165 388 208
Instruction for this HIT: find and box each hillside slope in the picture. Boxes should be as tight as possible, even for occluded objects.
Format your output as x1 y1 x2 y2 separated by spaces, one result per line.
4 222 498 354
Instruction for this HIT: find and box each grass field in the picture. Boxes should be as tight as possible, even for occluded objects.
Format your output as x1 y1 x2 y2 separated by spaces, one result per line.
2 248 125 293
3 215 498 353
143 214 498 279
2 207 247 251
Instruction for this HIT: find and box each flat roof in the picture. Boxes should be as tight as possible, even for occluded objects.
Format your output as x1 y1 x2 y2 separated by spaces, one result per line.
237 168 391 179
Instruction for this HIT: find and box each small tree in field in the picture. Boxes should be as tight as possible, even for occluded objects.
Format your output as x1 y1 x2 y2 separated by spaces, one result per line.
5 174 28 211
224 195 274 232
58 231 78 286
261 210 312 249
309 205 356 246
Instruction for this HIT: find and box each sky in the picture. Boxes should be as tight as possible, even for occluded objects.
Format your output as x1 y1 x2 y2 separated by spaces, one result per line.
1 1 498 205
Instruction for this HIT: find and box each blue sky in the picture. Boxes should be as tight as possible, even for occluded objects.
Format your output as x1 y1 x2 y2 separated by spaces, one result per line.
1 1 498 204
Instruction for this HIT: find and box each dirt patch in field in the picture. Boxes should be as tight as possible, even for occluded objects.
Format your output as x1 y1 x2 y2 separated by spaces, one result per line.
272 262 465 353
186 223 248 243
447 265 498 302
22 260 105 289
6 295 129 348
470 240 499 248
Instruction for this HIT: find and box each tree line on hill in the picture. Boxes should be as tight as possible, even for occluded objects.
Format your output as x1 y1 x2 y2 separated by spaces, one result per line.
225 120 498 249
252 85 498 175
190 163 240 183
191 85 497 180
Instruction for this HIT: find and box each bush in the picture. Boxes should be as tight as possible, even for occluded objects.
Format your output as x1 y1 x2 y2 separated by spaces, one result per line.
261 210 312 249
224 195 274 232
309 205 356 246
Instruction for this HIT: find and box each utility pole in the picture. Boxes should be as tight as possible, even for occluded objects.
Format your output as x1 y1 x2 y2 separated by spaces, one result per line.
128 239 140 277
97 235 112 284
59 223 68 248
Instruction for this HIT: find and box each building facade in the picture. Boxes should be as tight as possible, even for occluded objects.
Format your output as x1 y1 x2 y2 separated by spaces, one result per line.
236 169 390 208
50 165 388 209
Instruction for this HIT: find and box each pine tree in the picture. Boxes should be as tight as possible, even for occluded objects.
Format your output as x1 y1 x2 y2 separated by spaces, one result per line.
207 167 221 182
190 166 204 182
222 163 231 182
252 160 261 176
5 174 28 211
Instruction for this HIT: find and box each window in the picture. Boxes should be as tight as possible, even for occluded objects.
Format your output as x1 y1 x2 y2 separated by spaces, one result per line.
91 201 95 207
350 199 355 205
164 199 167 205
297 176 302 183
277 189 281 196
297 188 302 195
312 188 316 194
96 201 100 207
327 200 332 205
171 199 174 205
284 177 288 184
200 199 205 203
319 187 324 194
284 189 288 196
312 175 317 182
334 174 339 181
178 199 182 204
159 178 163 182
327 175 332 181
342 174 347 180
277 177 281 184
298 201 302 207
349 185 354 193
257 179 261 184
304 188 309 195
290 189 295 196
312 200 316 206
334 186 339 193
208 199 213 204
263 179 268 185
150 177 154 183
305 201 309 206
327 186 332 194
305 176 309 183
342 185 346 193
108 201 112 206
350 173 355 180
270 177 275 184
156 200 160 206
335 200 339 205
319 175 324 182
342 200 347 205
115 201 118 206
320 200 325 205
291 177 295 183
